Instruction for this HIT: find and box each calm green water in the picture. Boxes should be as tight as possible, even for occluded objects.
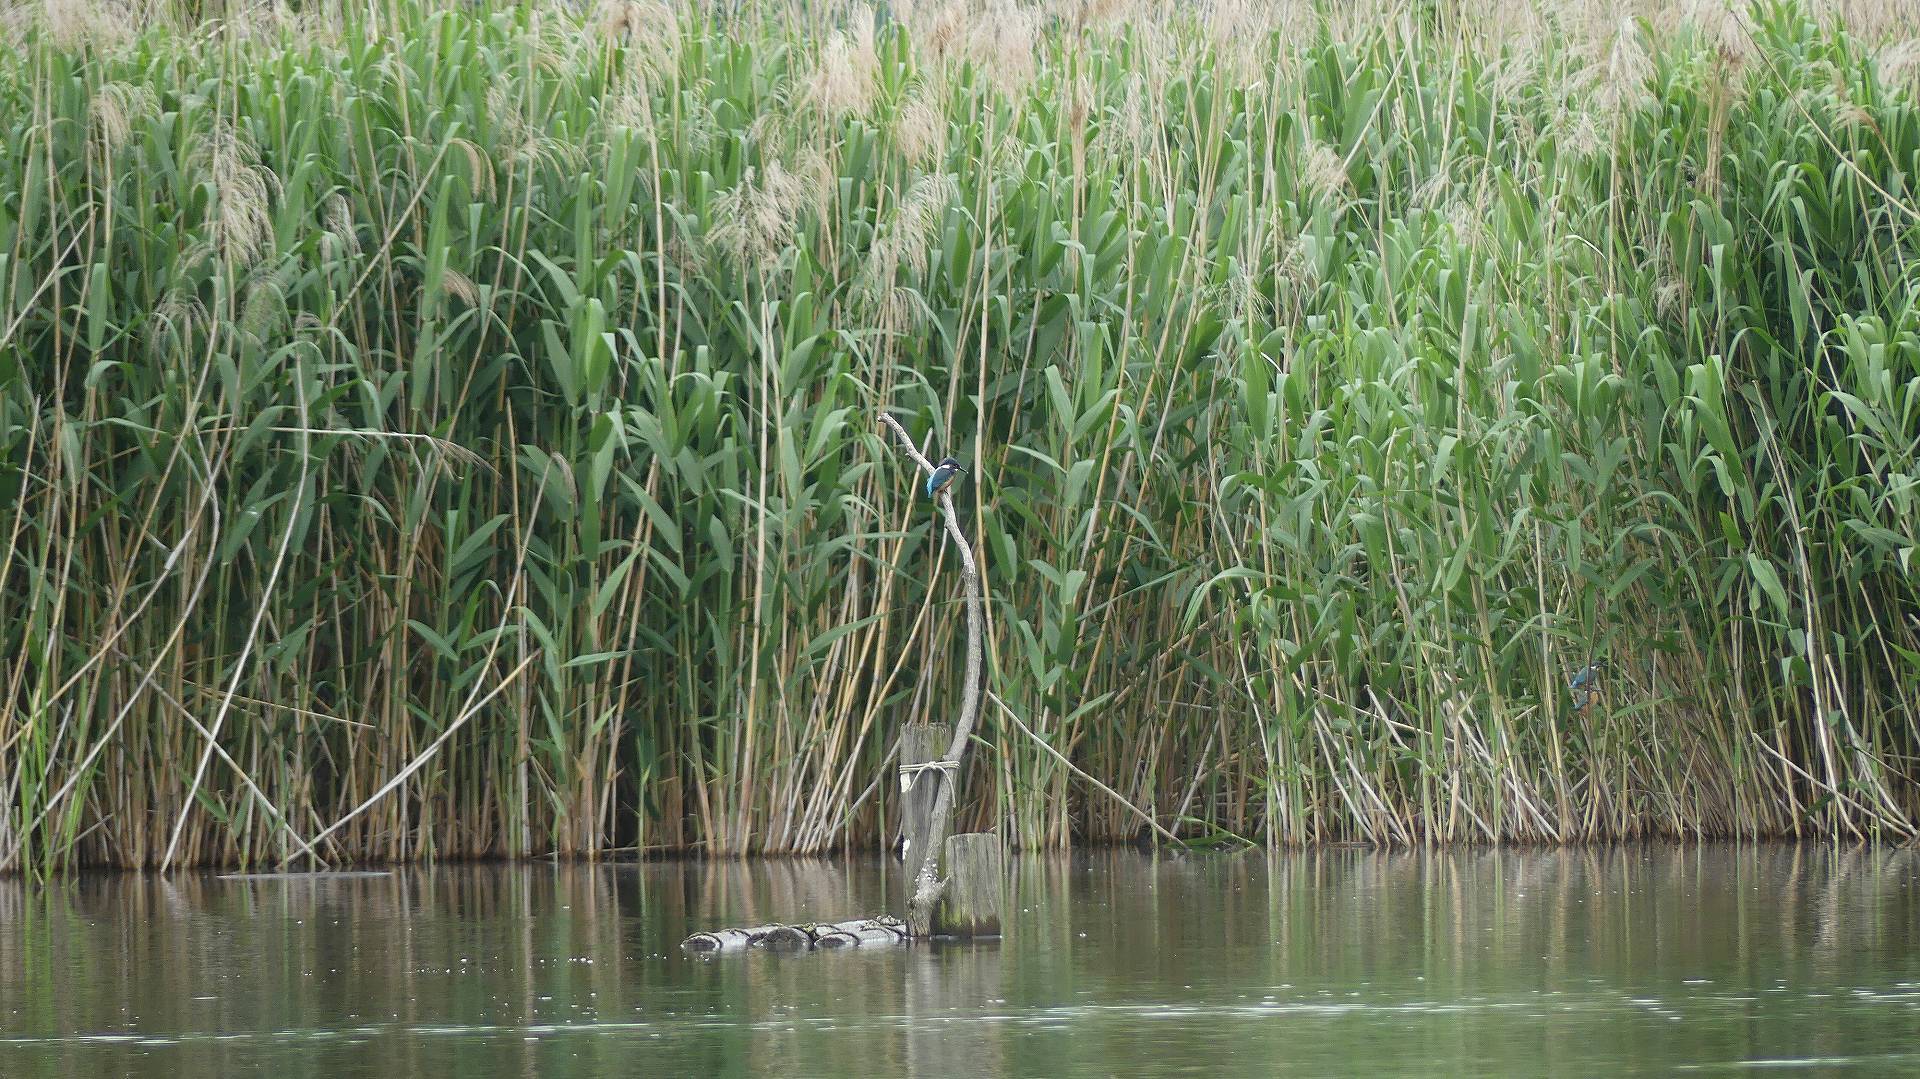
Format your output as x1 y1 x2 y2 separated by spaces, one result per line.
4 846 1920 1076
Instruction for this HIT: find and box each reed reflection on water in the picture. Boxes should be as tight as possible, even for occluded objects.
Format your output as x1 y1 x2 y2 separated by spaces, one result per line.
4 845 1920 1076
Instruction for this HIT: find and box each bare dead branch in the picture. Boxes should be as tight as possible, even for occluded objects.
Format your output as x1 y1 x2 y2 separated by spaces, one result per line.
877 411 983 936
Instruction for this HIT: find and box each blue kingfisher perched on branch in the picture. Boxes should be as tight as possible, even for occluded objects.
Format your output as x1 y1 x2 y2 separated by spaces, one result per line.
926 457 967 499
1569 659 1609 711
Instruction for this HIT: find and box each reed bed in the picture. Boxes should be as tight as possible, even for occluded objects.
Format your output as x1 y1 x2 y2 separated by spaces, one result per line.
3 0 1919 871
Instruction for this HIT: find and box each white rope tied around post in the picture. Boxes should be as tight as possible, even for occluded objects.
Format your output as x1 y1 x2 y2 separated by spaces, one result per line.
898 757 959 793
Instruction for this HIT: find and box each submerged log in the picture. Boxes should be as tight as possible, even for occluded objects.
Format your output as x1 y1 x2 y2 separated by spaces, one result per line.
810 915 910 948
758 925 815 950
680 923 795 954
217 871 394 881
682 915 908 954
931 832 1002 938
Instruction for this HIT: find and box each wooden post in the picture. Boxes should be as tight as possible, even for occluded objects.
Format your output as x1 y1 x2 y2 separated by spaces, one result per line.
932 832 1002 937
898 722 951 879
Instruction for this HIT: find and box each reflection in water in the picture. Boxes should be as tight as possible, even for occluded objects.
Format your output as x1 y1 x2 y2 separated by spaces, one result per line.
3 846 1919 1076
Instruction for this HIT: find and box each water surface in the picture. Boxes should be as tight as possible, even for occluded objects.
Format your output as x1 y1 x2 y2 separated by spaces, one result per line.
4 846 1920 1076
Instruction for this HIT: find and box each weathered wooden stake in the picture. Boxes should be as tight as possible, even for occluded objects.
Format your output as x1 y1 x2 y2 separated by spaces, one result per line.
898 722 951 877
931 832 1002 937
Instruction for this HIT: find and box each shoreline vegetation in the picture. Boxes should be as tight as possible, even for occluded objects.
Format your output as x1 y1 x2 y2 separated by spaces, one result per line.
4 0 1920 873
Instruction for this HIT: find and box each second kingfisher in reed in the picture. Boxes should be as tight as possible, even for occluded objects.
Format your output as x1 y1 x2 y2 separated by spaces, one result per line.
926 457 967 500
1569 660 1609 711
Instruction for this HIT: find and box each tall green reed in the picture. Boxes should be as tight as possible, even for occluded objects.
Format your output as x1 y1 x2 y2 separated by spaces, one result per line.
2 0 1918 872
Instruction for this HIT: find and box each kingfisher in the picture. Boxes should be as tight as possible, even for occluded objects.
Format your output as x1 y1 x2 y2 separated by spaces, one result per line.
1568 659 1609 711
925 456 967 499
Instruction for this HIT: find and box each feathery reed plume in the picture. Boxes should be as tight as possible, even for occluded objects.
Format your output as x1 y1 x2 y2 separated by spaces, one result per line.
597 0 679 74
909 0 967 68
441 268 481 308
321 192 361 260
893 89 947 167
1480 1 1547 54
604 59 663 143
89 81 156 153
1218 261 1273 326
1298 136 1349 201
1598 17 1654 117
1812 45 1879 135
1879 39 1920 88
964 0 1043 91
1653 273 1685 321
42 0 134 50
1203 0 1306 86
1058 0 1128 31
809 4 879 116
708 159 811 267
1833 94 1876 134
147 290 207 363
1672 0 1756 68
223 0 300 45
792 143 839 217
1557 106 1606 157
443 137 495 199
189 121 278 270
1322 0 1403 43
1445 192 1492 251
488 81 578 170
525 6 584 75
1129 16 1179 94
0 2 29 37
745 110 785 152
1411 172 1450 212
239 264 295 341
857 171 957 325
1275 235 1323 292
1813 0 1914 42
289 0 344 46
1484 51 1540 100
